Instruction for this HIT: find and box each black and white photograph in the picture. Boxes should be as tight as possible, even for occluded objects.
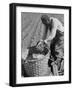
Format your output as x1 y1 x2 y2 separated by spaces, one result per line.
21 13 64 77
10 3 71 87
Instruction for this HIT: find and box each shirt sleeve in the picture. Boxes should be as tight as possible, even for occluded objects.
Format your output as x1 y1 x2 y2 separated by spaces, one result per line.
45 17 64 41
46 18 57 41
53 18 64 32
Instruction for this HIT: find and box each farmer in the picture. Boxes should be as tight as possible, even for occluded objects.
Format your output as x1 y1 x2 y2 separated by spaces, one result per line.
40 15 64 75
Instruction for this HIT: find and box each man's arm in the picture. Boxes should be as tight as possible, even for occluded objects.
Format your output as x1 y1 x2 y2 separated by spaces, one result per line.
46 17 64 41
46 19 57 41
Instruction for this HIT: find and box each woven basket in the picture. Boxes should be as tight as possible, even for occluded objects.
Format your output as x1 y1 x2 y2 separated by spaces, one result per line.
23 55 51 77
